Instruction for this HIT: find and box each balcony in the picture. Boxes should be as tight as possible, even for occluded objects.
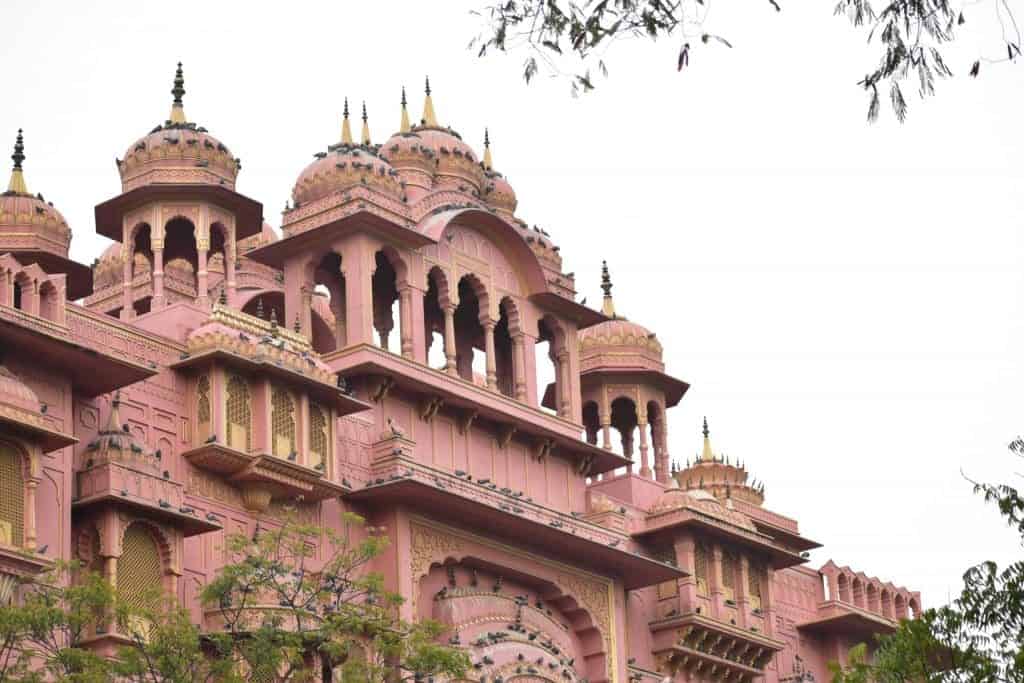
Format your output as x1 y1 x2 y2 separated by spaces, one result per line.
344 433 683 590
324 343 629 475
650 612 785 681
797 600 899 640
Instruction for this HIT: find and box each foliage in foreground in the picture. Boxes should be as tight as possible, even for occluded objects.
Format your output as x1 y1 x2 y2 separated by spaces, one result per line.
830 438 1024 682
0 510 470 682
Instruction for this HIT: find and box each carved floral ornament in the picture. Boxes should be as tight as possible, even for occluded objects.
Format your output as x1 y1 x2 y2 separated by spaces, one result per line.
410 519 617 681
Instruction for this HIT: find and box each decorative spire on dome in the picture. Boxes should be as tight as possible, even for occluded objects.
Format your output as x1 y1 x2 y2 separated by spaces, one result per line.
700 416 715 462
600 260 617 318
7 129 27 195
482 128 493 170
105 391 124 433
399 87 411 134
169 62 187 124
361 101 371 145
421 76 438 127
340 98 353 145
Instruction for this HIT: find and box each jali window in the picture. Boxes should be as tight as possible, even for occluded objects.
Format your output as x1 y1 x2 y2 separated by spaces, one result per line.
0 443 23 547
196 375 211 442
694 542 709 596
309 403 329 470
749 562 764 611
226 373 252 452
271 385 296 458
722 551 737 602
117 523 162 612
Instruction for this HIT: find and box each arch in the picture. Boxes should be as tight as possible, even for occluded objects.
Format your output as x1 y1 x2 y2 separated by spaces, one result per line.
454 273 489 383
12 270 33 311
908 596 920 619
851 577 864 607
372 249 405 353
117 522 165 614
242 290 285 326
536 314 569 417
423 266 451 369
837 573 850 603
610 396 639 465
37 279 59 321
866 582 880 613
271 384 296 458
894 593 907 619
163 216 198 293
880 587 893 618
495 296 523 398
314 250 346 349
582 401 600 446
418 208 548 294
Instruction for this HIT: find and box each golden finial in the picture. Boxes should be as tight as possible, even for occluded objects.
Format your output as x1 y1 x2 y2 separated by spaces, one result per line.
700 417 715 462
600 261 616 318
361 101 371 145
399 86 411 133
421 76 438 127
340 98 353 145
482 128 493 170
7 129 27 195
169 62 187 124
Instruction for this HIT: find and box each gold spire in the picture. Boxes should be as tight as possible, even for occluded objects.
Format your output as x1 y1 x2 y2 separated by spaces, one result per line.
7 129 27 195
399 87 411 133
361 101 371 145
482 128 493 170
600 260 616 318
105 392 123 433
421 76 438 127
169 62 187 124
700 417 715 462
340 98 353 144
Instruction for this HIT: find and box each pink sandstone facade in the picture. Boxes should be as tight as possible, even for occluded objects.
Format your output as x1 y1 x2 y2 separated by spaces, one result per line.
0 65 922 682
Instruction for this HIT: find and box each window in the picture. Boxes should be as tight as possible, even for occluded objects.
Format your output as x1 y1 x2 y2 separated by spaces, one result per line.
196 375 211 442
117 523 162 622
226 373 252 452
722 551 737 602
0 443 24 547
271 385 296 458
309 403 329 470
749 562 764 611
694 542 709 596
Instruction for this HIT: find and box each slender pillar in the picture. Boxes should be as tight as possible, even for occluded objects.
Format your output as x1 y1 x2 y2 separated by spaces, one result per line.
196 240 210 307
556 349 572 417
442 303 457 376
399 285 415 360
300 285 313 338
121 247 133 319
511 332 528 401
638 418 651 479
225 247 237 306
24 480 37 551
152 245 166 309
655 419 670 484
600 416 613 451
483 319 497 390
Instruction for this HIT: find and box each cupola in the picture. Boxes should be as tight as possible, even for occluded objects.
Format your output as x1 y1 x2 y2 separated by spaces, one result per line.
672 418 766 506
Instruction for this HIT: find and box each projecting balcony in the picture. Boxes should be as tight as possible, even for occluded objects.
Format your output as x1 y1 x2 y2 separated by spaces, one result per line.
650 612 786 682
324 343 629 476
344 432 683 590
796 600 899 640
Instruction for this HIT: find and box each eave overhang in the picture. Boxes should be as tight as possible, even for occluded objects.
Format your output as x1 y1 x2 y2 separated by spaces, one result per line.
576 367 691 408
749 518 822 552
0 410 77 452
797 600 899 639
0 305 157 397
345 460 683 590
636 508 808 570
0 544 55 577
72 491 221 537
2 250 92 299
169 349 371 416
94 184 264 242
325 343 631 475
650 612 785 679
529 292 607 329
246 209 431 269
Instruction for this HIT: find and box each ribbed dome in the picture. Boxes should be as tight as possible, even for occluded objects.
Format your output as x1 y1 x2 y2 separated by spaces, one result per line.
117 64 240 192
483 170 517 215
291 143 401 205
0 129 73 259
579 317 663 362
412 126 485 194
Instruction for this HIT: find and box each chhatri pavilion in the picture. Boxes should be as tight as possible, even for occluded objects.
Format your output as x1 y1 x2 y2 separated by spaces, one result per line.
0 64 920 682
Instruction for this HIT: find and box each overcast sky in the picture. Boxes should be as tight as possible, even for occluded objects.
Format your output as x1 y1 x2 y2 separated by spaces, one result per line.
3 0 1022 605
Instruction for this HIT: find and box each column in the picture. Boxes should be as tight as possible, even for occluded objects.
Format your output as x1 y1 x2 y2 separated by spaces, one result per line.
121 247 133 319
737 555 751 629
196 238 210 307
655 419 670 484
483 319 497 390
556 349 572 417
638 418 652 479
152 243 166 309
710 545 725 619
600 415 613 452
24 480 37 551
399 284 415 360
442 303 457 376
511 333 528 401
225 246 237 306
301 285 314 338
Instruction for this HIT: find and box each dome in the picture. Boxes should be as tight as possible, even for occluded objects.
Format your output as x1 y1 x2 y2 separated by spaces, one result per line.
291 143 401 205
0 129 72 258
579 263 664 369
117 64 240 192
483 170 517 215
412 125 485 194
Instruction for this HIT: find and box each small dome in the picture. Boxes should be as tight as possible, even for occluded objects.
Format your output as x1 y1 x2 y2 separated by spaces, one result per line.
411 126 485 194
0 130 72 258
483 170 517 215
579 317 663 363
117 64 240 192
291 143 401 205
379 130 437 177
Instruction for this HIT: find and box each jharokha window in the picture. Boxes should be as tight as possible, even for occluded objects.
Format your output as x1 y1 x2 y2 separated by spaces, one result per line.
225 373 252 452
271 385 296 459
309 402 329 470
196 375 211 442
0 443 24 547
117 524 162 617
749 562 765 611
722 551 738 602
694 542 709 597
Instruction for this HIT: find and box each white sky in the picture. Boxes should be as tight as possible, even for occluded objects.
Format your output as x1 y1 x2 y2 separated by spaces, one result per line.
3 0 1022 606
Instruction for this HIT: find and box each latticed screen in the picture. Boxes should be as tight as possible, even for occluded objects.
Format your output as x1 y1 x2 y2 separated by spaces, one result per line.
226 373 252 452
196 375 211 441
722 551 737 600
749 562 764 610
117 524 162 612
309 403 328 469
0 444 24 547
271 385 296 458
694 543 709 596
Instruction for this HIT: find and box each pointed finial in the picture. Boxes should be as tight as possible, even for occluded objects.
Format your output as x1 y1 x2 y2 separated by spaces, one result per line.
294 312 301 333
7 129 27 194
361 101 371 146
482 128 493 170
341 98 353 145
700 417 714 462
270 307 278 329
399 86 411 133
256 297 265 319
169 62 187 124
600 261 616 318
104 391 123 433
421 76 438 127
218 287 227 305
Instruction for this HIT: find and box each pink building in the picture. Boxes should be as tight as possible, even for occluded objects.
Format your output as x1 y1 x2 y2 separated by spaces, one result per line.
0 65 921 682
